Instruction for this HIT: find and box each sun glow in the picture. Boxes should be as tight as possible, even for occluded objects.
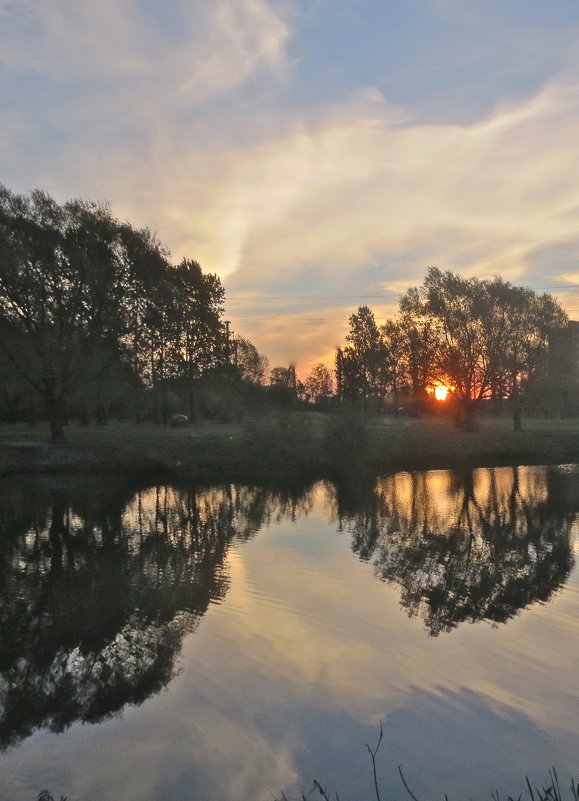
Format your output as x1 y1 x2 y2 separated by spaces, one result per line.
434 385 449 401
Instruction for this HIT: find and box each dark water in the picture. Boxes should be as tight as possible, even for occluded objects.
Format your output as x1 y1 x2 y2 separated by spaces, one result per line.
0 465 578 801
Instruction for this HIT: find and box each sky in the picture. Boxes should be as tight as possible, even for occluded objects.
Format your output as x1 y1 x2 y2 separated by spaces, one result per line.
2 0 579 376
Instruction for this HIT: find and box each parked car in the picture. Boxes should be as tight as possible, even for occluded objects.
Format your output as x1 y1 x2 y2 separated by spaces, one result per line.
170 414 189 427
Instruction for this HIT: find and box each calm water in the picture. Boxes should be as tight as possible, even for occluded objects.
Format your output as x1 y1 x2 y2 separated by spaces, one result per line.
1 465 578 801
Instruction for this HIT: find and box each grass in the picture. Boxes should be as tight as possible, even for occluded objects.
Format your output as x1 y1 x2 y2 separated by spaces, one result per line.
2 413 579 480
35 767 579 801
274 726 579 801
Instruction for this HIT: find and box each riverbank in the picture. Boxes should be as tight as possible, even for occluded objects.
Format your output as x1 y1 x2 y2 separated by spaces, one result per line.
2 414 579 481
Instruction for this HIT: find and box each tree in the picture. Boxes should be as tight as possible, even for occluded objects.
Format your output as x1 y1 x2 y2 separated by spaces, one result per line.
166 259 226 420
400 269 494 427
526 323 579 418
400 268 568 429
235 336 269 385
386 303 440 406
0 185 230 435
337 305 389 402
0 186 139 441
270 365 297 391
484 279 568 430
304 362 334 403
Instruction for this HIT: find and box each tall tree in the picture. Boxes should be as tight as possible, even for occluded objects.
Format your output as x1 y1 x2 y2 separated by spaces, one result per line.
235 336 269 385
485 279 568 430
167 259 226 419
400 268 568 429
338 305 389 402
401 268 494 427
391 301 440 403
0 186 136 441
304 362 334 403
0 185 229 436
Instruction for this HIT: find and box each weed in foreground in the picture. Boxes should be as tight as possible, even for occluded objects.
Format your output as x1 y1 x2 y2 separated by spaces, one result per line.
33 727 579 801
275 724 579 801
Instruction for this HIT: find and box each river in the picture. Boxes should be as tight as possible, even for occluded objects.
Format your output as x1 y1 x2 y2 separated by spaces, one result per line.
0 464 578 800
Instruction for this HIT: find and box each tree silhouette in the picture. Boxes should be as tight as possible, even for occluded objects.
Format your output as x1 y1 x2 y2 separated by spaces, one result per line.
0 185 229 434
337 305 389 403
304 362 334 403
398 268 568 428
0 187 138 441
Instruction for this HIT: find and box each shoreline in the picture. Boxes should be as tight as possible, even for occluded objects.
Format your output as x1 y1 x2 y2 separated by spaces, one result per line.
2 416 579 483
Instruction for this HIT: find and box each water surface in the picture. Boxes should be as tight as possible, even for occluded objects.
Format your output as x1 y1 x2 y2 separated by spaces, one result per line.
0 465 578 800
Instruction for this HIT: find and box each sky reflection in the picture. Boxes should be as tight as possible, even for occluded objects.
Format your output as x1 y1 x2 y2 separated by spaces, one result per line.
0 466 578 800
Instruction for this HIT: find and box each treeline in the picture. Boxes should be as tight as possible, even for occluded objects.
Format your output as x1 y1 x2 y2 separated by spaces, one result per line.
1 185 577 440
0 185 273 440
335 267 578 429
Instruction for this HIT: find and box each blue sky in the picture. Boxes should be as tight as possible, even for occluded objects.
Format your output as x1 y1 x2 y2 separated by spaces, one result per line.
2 0 579 373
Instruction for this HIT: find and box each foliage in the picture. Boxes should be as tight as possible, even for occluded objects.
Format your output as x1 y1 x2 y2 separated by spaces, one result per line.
235 336 269 385
399 268 568 429
337 305 390 402
270 365 298 390
304 362 334 403
381 307 439 406
0 185 229 438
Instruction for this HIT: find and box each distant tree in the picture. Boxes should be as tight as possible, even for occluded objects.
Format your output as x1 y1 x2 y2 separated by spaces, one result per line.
338 305 389 402
267 365 299 408
235 336 269 385
270 365 297 391
526 323 579 418
304 362 334 403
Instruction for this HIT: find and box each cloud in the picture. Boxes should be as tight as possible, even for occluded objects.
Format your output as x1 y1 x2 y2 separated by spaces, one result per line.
0 0 289 90
150 73 579 369
3 1 579 371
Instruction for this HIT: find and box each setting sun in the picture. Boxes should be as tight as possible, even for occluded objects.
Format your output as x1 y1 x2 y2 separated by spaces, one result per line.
434 385 449 401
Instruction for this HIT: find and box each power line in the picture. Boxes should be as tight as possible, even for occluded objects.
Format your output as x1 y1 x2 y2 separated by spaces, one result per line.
224 285 579 302
226 294 400 301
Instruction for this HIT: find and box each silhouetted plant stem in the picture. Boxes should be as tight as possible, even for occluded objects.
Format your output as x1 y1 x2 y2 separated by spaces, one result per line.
398 764 423 801
366 721 384 801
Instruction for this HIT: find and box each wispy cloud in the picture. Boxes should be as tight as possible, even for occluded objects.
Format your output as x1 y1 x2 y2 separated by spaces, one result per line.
2 0 579 373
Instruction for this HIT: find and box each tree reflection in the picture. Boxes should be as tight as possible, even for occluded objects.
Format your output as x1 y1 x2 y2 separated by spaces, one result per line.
0 477 314 750
331 466 576 636
0 466 576 750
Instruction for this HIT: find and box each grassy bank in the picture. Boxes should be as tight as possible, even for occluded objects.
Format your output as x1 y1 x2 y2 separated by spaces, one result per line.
2 413 579 481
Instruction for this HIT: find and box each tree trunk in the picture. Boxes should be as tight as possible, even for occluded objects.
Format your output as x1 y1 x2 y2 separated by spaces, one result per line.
46 396 66 443
79 400 89 426
513 404 522 431
458 397 477 430
511 373 522 432
27 389 38 428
